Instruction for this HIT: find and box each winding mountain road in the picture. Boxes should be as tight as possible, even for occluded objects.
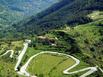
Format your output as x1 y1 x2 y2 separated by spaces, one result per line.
18 51 98 77
0 39 101 77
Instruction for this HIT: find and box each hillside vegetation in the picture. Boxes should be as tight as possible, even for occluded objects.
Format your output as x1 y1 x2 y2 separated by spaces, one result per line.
28 20 103 77
0 0 103 39
0 0 60 30
9 0 103 38
0 18 103 77
0 0 103 77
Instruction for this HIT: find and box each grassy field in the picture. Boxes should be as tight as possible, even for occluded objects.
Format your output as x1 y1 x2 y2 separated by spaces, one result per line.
27 53 88 77
0 57 18 77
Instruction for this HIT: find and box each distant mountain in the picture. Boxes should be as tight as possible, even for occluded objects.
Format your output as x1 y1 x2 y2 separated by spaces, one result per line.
12 0 103 36
0 0 103 39
0 0 60 28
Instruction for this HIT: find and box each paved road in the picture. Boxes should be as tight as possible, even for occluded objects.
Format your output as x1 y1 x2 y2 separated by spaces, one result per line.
18 51 98 77
98 67 103 73
0 39 100 77
18 51 78 77
0 50 14 58
15 40 31 71
64 66 97 77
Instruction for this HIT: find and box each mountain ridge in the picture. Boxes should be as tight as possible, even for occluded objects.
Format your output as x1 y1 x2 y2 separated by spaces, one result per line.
11 0 103 37
0 0 103 39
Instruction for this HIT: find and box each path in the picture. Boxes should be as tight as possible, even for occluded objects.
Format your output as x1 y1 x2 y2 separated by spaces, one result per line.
0 39 101 77
0 50 14 58
98 67 103 73
15 40 31 71
64 66 97 77
18 51 98 77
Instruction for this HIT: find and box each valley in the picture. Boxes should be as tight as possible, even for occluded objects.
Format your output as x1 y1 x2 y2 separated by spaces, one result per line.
0 0 103 77
0 0 60 29
0 20 103 77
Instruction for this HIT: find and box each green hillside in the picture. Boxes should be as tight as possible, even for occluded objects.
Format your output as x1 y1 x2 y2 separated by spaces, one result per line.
0 0 103 77
0 18 102 77
42 20 103 66
9 0 103 38
0 0 61 30
27 20 103 77
0 0 103 39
